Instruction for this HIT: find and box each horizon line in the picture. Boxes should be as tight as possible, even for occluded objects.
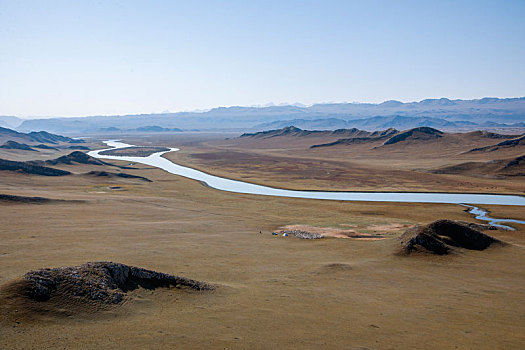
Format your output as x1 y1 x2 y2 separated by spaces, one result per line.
4 95 524 120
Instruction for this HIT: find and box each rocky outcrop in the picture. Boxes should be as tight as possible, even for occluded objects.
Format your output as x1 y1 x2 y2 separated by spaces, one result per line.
0 194 52 203
43 151 104 165
33 144 58 150
467 135 525 153
23 262 213 304
383 127 443 146
0 141 36 151
86 171 152 182
0 158 71 176
398 220 502 255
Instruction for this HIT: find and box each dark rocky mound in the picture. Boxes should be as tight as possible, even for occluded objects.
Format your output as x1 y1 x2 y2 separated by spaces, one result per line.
369 128 399 138
19 262 212 305
398 220 502 255
502 154 525 173
0 158 71 176
86 171 152 182
467 135 525 153
66 145 90 150
0 194 81 204
0 140 36 151
383 127 443 145
454 220 501 231
44 151 104 165
33 144 58 150
0 194 51 203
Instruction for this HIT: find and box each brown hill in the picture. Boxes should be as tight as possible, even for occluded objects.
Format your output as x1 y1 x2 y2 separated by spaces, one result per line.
41 151 105 166
241 126 398 139
462 130 516 139
383 127 443 145
310 128 398 148
0 158 71 176
398 220 503 255
432 155 525 176
0 140 37 151
33 144 58 150
467 135 525 153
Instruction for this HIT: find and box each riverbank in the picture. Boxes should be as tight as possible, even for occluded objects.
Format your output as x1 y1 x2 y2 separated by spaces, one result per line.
89 141 525 206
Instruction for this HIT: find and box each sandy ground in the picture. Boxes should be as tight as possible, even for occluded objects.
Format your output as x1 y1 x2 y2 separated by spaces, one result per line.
0 134 524 349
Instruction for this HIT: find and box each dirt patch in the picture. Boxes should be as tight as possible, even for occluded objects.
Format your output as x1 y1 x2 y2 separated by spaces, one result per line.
279 224 389 239
320 263 353 272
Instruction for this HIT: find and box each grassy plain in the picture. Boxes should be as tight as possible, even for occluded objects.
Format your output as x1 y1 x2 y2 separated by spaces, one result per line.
161 132 525 194
0 133 524 349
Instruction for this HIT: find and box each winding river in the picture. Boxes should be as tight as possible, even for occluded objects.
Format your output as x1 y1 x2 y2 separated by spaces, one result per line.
88 140 525 229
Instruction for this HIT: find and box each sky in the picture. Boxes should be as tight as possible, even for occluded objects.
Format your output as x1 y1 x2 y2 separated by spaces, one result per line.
0 0 524 118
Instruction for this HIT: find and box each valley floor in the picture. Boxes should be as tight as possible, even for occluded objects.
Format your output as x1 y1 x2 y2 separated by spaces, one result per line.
0 133 524 349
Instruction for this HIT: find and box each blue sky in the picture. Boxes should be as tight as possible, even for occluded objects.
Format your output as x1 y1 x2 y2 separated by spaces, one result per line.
1 0 524 117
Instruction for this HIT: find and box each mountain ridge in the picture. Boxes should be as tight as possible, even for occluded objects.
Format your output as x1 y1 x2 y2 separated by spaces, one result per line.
13 97 525 134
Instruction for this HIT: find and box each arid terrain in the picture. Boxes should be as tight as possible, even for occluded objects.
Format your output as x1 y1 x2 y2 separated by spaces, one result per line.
1 129 524 349
160 127 525 194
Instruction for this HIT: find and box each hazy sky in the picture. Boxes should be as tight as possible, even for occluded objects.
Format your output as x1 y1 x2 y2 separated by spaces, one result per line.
1 0 524 118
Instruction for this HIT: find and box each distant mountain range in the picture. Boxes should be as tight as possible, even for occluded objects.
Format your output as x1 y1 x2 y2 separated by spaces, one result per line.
0 116 22 128
9 97 525 134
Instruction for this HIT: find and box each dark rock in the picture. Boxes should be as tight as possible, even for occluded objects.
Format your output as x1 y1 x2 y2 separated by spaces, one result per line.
33 144 58 150
0 158 71 176
0 194 51 203
23 262 213 304
398 219 502 255
86 171 152 182
44 151 103 165
0 141 36 151
383 127 443 146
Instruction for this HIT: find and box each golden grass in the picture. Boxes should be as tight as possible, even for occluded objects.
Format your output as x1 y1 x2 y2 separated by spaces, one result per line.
0 134 524 349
